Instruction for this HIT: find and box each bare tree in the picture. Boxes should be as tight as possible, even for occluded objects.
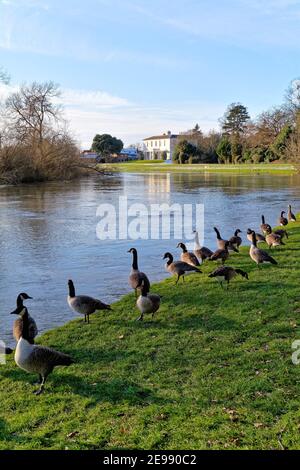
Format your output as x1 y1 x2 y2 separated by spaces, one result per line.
5 81 62 144
254 107 290 146
0 81 84 184
285 78 300 119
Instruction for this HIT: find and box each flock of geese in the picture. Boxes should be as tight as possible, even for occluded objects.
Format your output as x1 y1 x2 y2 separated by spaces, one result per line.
2 204 297 395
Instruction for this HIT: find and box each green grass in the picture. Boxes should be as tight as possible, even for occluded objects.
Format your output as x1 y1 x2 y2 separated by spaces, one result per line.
102 162 298 175
1 219 300 450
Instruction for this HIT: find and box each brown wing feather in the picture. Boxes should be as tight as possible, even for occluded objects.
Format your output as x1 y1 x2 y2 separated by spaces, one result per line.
31 345 74 368
172 261 201 273
195 247 213 260
181 252 200 266
129 272 150 291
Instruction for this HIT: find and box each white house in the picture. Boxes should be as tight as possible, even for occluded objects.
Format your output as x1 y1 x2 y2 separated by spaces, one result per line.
143 131 178 161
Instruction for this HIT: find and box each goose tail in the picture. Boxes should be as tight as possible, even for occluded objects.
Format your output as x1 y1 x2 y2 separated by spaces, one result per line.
55 351 75 366
96 301 112 311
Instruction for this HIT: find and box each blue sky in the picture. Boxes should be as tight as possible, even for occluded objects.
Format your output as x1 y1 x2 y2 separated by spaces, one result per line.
0 0 300 147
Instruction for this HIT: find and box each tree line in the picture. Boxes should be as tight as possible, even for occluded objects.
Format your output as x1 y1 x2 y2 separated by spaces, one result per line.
173 79 300 164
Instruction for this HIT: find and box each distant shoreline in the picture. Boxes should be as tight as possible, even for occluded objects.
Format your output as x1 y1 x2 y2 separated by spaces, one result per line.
101 161 298 175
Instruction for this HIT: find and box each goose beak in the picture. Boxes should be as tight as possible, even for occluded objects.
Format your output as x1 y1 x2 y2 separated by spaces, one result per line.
10 308 18 315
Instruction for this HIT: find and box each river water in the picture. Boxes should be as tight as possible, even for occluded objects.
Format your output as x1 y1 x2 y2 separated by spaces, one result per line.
1 171 300 346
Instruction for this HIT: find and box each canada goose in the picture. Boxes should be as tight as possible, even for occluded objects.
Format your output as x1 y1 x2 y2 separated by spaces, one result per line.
13 305 74 395
67 280 111 324
288 204 296 222
177 242 200 267
273 229 289 240
11 293 37 344
209 266 249 289
136 281 161 321
278 211 288 226
250 232 277 267
209 241 231 265
247 229 265 244
229 229 242 249
260 215 272 235
214 227 239 252
128 248 150 297
163 252 202 285
193 230 213 262
265 232 285 249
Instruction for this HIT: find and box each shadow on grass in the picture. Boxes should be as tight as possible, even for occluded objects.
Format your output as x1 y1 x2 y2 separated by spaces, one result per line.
0 417 35 448
1 367 169 407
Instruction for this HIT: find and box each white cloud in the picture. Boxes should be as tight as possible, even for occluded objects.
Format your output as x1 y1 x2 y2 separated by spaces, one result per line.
61 88 130 109
0 81 225 148
63 97 225 149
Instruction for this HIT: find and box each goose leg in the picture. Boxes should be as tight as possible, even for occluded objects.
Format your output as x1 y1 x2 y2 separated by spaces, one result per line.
34 374 43 385
136 314 143 321
182 275 185 283
87 314 90 324
175 275 180 285
84 314 87 322
34 375 46 395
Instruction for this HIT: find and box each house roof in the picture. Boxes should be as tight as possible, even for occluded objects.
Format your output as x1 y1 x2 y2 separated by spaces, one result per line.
143 134 178 141
120 148 138 156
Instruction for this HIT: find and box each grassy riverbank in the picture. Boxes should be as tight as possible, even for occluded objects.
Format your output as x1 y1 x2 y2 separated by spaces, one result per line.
1 218 300 450
102 161 298 175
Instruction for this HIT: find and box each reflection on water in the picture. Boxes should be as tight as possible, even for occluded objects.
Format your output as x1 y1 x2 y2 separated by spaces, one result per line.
1 172 300 346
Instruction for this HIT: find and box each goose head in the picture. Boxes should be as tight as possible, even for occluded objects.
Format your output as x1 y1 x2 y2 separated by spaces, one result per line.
237 269 249 280
176 242 187 252
18 293 33 301
128 248 137 254
163 252 173 262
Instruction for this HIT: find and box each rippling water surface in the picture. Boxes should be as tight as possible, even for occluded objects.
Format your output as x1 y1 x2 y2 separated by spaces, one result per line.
1 171 300 346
